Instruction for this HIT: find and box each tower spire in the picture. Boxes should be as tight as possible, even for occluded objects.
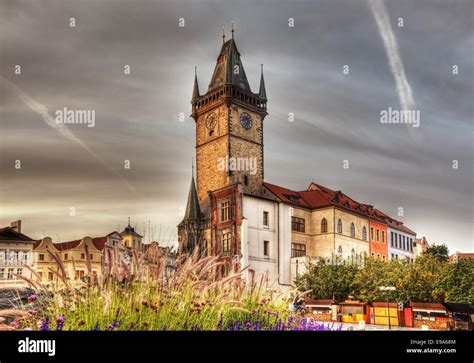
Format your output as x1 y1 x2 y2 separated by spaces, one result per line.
192 66 200 102
231 20 234 39
222 26 225 43
259 64 267 100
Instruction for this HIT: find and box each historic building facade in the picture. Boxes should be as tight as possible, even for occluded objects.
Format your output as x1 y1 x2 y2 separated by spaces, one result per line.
178 31 417 288
0 220 35 287
387 219 416 262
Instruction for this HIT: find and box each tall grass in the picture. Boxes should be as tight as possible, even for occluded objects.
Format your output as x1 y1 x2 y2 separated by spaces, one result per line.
12 245 309 331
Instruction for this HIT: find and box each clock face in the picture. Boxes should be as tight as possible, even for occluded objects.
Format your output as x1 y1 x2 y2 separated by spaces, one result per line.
205 112 217 130
240 112 253 130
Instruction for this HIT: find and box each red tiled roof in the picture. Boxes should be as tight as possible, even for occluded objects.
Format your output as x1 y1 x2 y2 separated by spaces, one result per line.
264 180 416 235
385 218 416 235
450 252 474 259
53 239 82 251
33 239 43 249
92 237 107 251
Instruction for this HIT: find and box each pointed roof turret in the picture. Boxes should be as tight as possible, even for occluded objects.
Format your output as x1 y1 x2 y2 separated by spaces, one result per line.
183 174 202 220
192 66 200 102
208 27 251 92
259 64 267 100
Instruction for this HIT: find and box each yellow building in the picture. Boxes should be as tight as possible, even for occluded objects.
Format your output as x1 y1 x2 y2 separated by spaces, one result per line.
33 237 103 285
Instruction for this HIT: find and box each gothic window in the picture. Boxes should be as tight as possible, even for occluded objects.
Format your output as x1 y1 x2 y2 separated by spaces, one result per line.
382 231 385 243
362 226 367 241
351 248 356 263
376 229 380 242
337 245 343 256
221 201 230 222
222 232 231 254
337 219 342 234
370 227 374 240
350 223 355 238
321 218 328 233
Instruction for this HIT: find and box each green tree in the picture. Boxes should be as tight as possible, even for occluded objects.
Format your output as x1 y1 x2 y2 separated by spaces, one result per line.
351 258 388 303
294 258 357 302
399 255 443 303
433 258 474 303
424 243 449 262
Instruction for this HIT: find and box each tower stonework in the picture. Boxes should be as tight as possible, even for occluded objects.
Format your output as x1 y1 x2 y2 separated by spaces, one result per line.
191 35 268 215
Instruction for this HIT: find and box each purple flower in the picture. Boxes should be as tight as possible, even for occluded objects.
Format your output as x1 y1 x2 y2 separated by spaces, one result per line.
92 322 100 331
23 327 33 331
39 316 50 331
56 316 65 331
28 294 37 302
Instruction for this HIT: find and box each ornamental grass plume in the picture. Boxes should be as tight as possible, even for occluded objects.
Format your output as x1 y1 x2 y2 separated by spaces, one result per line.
12 245 326 331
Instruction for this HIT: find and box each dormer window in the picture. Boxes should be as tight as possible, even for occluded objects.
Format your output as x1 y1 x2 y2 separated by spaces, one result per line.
289 195 300 203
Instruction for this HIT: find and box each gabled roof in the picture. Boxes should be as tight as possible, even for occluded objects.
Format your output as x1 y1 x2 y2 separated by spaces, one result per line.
106 231 123 239
0 227 35 243
208 38 251 93
264 180 416 235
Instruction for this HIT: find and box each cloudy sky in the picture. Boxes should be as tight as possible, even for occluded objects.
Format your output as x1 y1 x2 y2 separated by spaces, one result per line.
0 0 472 252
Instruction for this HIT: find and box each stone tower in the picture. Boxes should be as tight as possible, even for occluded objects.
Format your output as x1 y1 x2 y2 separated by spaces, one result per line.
191 30 268 214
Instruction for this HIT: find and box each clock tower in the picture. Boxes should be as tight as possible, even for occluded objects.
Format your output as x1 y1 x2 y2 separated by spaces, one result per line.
191 30 268 214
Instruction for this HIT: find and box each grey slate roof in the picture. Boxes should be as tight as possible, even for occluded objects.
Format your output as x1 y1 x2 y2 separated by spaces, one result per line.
183 176 202 221
0 227 35 243
208 38 251 93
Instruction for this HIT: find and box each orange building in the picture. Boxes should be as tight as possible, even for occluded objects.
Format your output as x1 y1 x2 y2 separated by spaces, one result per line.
368 215 388 261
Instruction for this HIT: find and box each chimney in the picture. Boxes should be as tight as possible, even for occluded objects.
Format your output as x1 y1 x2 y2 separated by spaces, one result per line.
10 220 21 233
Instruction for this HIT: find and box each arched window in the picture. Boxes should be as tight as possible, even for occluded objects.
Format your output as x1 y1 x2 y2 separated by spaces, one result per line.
337 245 343 256
321 218 328 233
350 223 355 238
351 248 356 263
337 219 342 234
362 226 367 241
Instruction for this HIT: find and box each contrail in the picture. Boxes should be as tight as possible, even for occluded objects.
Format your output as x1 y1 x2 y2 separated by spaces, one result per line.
2 76 136 193
2 75 101 162
368 0 415 110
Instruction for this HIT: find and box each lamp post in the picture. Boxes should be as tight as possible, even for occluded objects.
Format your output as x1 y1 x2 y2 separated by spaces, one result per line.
379 286 396 330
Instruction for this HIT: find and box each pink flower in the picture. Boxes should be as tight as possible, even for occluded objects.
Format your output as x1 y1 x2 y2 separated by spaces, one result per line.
28 294 37 302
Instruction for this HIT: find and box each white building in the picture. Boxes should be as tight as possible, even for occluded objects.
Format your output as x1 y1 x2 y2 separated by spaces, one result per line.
0 220 35 287
387 220 416 262
240 195 292 289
